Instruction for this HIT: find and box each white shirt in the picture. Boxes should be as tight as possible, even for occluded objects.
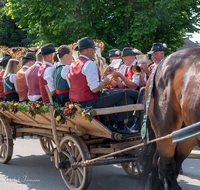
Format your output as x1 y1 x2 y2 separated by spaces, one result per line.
25 61 43 102
9 74 18 91
60 64 71 88
122 60 140 86
80 55 99 91
43 61 55 92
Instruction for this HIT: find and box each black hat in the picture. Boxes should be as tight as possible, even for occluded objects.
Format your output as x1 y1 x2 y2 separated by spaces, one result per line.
147 43 167 54
0 56 12 67
121 47 140 57
75 37 97 51
107 49 122 58
23 52 36 60
41 43 56 55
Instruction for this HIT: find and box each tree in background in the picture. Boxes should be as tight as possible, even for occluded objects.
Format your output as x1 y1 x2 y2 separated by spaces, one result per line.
4 0 200 57
0 0 35 47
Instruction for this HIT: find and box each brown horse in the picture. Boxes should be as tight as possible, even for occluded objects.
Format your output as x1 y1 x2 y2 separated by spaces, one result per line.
143 47 200 190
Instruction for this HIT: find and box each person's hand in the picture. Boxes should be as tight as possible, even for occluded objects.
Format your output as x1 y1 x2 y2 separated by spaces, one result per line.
104 66 114 77
103 76 109 86
110 79 118 87
112 70 121 78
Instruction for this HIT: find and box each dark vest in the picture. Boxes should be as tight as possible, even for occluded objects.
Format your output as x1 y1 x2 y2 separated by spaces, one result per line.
3 74 16 94
38 64 51 104
54 65 69 94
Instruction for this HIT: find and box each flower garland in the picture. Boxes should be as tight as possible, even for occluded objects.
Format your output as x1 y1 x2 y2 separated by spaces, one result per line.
81 106 93 122
0 101 94 124
0 101 50 117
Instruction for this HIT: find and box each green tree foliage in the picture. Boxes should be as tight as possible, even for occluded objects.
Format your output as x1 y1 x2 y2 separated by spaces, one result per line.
5 0 200 56
0 0 35 47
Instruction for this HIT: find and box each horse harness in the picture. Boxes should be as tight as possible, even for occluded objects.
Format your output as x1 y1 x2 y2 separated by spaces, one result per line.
141 58 166 140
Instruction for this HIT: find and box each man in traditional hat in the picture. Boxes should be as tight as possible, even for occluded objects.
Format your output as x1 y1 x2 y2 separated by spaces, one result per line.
68 37 138 134
0 56 11 100
147 43 167 71
108 49 122 64
16 52 36 102
111 47 143 89
38 43 56 104
25 49 43 102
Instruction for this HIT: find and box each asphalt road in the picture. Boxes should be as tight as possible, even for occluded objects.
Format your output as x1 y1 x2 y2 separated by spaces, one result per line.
0 138 199 190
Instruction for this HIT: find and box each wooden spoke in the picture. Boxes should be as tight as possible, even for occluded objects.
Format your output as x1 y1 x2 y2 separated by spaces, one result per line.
131 162 134 174
75 146 78 158
69 140 75 156
76 153 82 162
62 150 71 159
121 160 144 179
136 162 141 174
0 146 3 157
64 168 72 176
3 144 6 158
75 171 79 188
77 168 83 184
70 170 75 184
77 167 84 176
39 136 55 156
49 140 54 150
59 135 92 190
65 142 72 156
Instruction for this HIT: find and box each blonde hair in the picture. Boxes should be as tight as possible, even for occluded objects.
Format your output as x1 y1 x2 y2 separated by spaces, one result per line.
3 59 19 78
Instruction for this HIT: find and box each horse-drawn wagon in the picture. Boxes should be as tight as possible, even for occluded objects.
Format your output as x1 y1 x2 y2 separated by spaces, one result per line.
0 86 146 190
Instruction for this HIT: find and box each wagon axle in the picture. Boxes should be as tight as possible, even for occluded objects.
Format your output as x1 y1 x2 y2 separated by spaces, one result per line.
58 160 70 170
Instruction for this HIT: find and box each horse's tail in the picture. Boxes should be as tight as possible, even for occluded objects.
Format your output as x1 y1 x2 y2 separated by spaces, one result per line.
138 116 164 190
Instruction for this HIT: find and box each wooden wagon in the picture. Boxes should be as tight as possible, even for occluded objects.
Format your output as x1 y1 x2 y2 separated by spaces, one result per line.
0 87 147 190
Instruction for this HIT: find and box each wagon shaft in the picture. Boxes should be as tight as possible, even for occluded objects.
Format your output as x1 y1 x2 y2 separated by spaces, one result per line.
72 157 138 168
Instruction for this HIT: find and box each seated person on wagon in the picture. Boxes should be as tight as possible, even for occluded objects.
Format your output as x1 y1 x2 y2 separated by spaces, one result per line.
26 49 43 102
16 52 36 103
147 43 167 71
111 47 146 90
54 45 73 106
38 43 56 104
68 37 138 134
106 49 126 89
136 55 150 88
2 59 20 102
0 56 11 101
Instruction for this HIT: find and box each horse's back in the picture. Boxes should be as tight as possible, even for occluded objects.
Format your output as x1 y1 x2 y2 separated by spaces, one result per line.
146 47 200 129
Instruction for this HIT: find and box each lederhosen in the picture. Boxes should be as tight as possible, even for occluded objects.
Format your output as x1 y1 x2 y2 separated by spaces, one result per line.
54 65 70 106
3 74 19 102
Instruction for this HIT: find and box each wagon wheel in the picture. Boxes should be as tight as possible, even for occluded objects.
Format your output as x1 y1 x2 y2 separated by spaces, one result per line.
0 117 13 164
39 136 56 156
59 135 92 190
121 159 144 179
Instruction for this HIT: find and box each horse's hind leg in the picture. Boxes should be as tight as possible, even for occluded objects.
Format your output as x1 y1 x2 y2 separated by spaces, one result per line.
174 137 197 178
149 108 183 190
